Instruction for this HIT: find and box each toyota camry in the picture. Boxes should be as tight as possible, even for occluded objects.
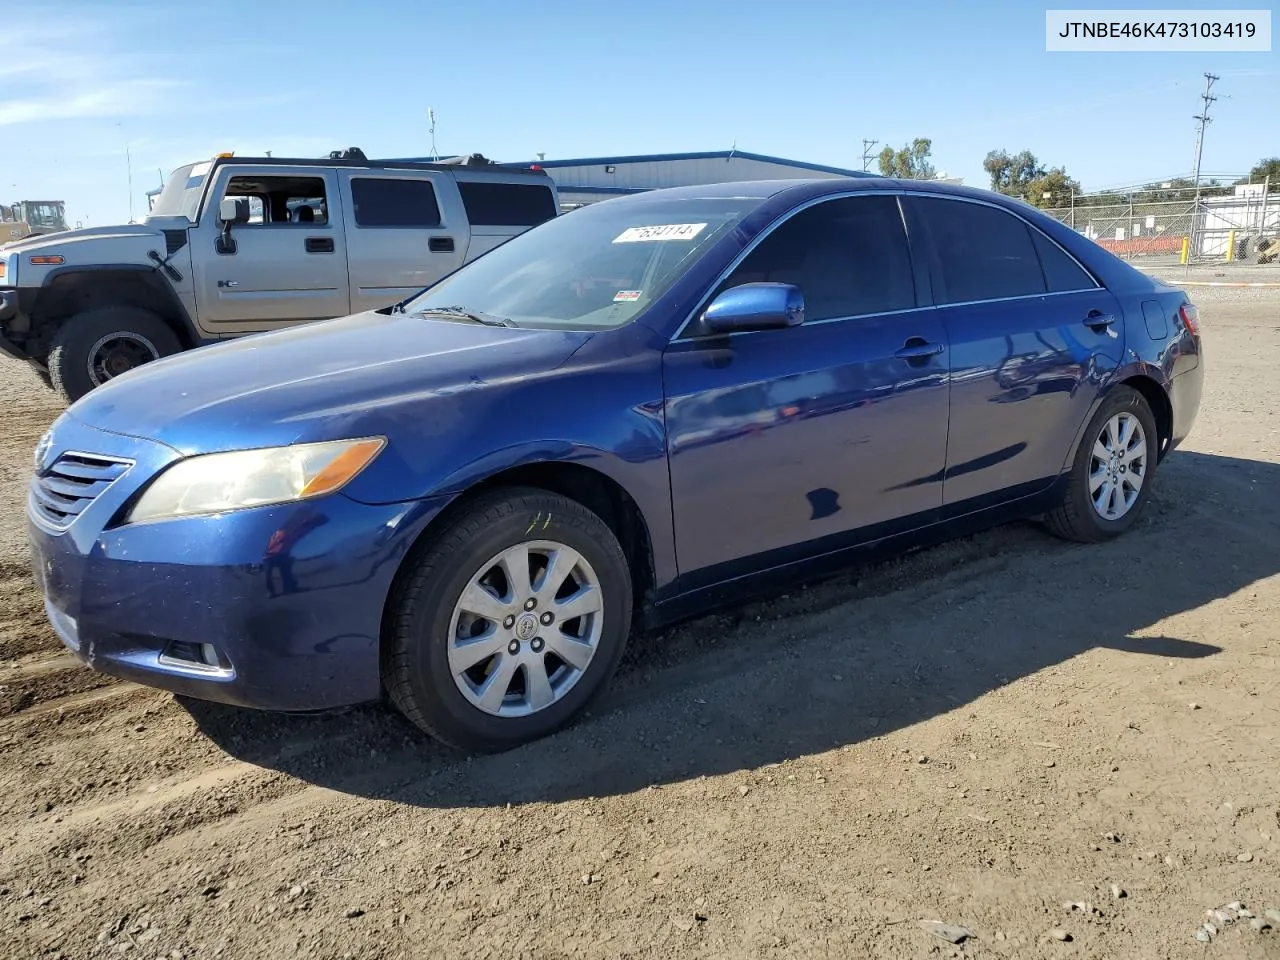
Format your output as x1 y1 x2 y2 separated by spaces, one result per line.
28 177 1203 751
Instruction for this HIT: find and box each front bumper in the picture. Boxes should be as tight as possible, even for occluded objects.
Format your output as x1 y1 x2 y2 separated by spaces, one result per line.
28 412 447 711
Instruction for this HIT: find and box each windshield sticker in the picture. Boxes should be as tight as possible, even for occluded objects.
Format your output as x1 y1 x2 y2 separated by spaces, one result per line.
613 290 643 302
613 223 708 243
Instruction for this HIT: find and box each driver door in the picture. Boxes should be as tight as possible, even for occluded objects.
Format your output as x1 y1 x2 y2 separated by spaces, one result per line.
661 194 952 590
191 166 351 333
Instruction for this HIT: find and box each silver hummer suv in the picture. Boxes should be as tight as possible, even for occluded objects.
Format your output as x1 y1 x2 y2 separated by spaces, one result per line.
0 148 559 401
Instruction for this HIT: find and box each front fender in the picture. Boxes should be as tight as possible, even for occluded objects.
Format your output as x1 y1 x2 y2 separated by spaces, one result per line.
348 438 678 599
33 264 200 346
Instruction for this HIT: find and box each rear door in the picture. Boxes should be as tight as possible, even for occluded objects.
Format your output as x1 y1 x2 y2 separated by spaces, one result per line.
455 177 559 259
337 172 467 313
904 194 1126 508
191 166 350 333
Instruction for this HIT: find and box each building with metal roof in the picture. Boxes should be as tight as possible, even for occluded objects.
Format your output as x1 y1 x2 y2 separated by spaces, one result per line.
495 150 883 210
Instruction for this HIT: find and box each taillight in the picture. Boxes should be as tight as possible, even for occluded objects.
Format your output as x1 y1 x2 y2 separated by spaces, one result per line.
1179 303 1200 335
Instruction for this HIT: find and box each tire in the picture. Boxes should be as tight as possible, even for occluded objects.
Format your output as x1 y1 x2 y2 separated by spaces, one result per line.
385 487 633 752
47 307 182 403
1045 386 1159 543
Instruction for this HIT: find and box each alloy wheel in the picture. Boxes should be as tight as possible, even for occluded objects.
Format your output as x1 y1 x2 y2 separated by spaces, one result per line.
447 540 604 718
1089 411 1147 521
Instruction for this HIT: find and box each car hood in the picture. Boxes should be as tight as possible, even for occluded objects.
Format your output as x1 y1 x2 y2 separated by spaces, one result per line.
66 310 593 454
2 222 164 253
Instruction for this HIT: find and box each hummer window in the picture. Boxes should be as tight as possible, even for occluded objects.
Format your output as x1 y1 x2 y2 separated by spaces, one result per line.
350 178 442 228
222 175 329 226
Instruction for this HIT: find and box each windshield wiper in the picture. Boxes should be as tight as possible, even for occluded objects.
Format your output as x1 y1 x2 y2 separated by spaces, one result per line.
415 305 518 327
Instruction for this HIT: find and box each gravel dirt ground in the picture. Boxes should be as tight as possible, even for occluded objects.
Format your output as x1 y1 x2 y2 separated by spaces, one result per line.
1 288 1277 960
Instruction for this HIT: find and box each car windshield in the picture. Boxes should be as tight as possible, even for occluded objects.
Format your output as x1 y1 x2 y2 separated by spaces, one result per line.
147 162 211 222
401 196 761 330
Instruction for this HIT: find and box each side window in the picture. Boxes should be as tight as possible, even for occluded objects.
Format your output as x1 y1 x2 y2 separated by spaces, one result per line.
714 195 916 325
1031 228 1098 292
918 197 1046 303
351 178 441 228
458 181 557 227
223 175 328 225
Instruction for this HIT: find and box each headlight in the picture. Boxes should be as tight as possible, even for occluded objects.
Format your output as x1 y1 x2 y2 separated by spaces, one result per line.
126 437 386 524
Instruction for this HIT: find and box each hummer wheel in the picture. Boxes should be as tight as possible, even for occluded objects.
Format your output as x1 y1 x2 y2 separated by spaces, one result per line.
48 307 182 402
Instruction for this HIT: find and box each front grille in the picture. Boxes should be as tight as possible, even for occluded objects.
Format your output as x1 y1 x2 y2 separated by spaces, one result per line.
30 452 132 529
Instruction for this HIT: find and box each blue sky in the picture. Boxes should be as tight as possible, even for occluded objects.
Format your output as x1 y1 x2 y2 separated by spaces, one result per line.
4 0 1276 227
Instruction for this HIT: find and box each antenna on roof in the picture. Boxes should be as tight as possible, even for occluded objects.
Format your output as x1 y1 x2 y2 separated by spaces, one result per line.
428 107 439 162
727 140 736 162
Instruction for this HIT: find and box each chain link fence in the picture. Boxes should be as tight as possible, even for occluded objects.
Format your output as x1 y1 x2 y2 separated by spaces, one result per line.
1039 179 1278 267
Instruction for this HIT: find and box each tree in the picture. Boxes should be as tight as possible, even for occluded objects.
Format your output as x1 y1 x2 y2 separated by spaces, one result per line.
877 138 936 179
1238 157 1280 184
983 148 1080 209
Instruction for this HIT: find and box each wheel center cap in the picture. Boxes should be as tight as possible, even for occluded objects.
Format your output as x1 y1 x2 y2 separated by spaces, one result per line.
513 612 539 641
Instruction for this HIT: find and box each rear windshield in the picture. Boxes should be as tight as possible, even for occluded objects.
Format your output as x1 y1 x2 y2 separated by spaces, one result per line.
402 196 760 330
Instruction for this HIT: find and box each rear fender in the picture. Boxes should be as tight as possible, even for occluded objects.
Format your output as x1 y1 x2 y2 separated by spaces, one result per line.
1058 360 1170 472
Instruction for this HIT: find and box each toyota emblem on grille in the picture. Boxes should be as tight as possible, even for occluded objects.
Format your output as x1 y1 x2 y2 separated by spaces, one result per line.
33 431 53 474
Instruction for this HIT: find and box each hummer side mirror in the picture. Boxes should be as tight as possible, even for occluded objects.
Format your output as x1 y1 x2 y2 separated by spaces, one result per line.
216 198 250 255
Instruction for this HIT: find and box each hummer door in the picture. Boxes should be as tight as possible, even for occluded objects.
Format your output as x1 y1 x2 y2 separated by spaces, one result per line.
191 166 351 333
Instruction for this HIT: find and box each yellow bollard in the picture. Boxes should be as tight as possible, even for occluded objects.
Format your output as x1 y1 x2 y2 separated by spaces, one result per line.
1180 236 1189 264
1226 229 1236 262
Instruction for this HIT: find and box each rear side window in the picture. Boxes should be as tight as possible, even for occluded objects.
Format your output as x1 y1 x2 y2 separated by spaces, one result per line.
1031 228 1097 292
916 197 1046 304
458 181 557 227
350 178 441 227
717 195 916 323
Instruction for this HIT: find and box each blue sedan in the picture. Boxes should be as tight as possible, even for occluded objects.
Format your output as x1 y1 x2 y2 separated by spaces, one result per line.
28 178 1203 751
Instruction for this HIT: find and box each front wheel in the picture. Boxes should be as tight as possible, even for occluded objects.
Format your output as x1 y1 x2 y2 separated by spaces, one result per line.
1045 386 1159 542
47 307 182 402
385 488 633 752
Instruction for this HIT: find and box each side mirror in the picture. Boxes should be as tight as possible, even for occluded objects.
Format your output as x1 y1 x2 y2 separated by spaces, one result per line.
219 198 251 224
701 282 805 334
216 198 250 255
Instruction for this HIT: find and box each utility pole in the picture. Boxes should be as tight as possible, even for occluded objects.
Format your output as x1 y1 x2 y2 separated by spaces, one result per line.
1191 72 1219 201
861 139 879 172
1188 72 1219 265
126 141 134 224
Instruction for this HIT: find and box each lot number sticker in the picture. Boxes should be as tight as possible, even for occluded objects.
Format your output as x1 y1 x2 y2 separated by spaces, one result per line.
613 223 707 243
613 290 643 302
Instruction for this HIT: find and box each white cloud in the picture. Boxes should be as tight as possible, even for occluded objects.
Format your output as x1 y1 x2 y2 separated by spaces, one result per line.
0 79 181 127
0 15 188 127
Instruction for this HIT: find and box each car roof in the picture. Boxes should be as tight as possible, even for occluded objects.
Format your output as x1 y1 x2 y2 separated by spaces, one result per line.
206 156 553 181
608 177 1018 207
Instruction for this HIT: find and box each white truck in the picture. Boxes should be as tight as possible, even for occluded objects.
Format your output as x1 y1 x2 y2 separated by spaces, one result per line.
0 149 558 400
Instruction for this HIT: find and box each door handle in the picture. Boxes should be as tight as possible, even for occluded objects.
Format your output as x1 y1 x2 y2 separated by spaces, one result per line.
429 236 455 253
1083 310 1116 332
305 237 335 253
894 337 945 361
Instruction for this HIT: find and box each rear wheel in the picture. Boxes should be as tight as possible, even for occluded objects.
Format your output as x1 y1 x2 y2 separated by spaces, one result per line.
1045 386 1158 542
385 488 633 752
48 307 182 402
